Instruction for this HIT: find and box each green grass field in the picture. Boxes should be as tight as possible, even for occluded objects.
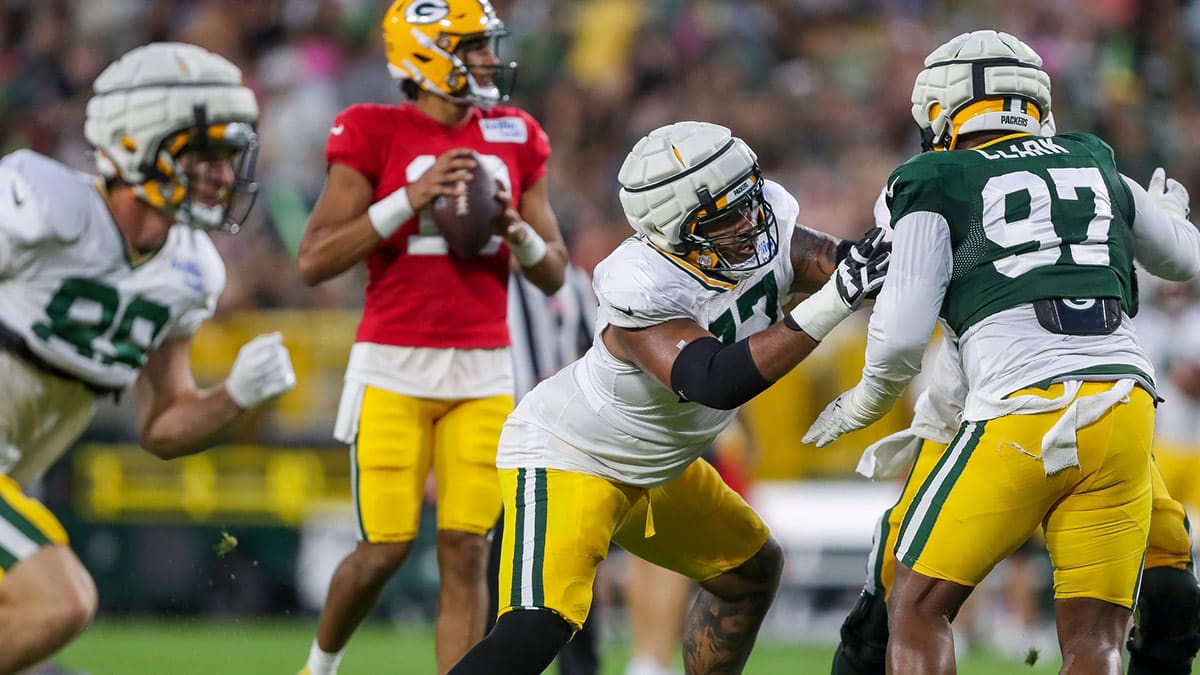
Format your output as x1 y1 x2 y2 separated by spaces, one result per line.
58 619 1075 674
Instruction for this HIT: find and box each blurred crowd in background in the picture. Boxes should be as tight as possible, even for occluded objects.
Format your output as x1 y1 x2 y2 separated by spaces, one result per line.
6 0 1200 645
6 0 1200 313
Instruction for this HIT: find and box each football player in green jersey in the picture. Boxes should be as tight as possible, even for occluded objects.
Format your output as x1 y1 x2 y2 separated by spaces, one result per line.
805 30 1200 674
831 341 1199 675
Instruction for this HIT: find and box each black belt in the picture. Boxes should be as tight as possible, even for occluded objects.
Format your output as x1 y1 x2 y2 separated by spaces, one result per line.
0 322 123 397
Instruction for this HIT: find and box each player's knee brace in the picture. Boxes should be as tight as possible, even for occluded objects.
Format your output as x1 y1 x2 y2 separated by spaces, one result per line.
1127 566 1200 675
447 608 573 675
830 590 889 675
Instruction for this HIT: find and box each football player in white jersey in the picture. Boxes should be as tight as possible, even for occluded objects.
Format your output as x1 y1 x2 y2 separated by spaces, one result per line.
0 42 295 673
448 121 892 675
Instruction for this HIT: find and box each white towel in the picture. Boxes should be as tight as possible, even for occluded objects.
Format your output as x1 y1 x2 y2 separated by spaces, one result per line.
332 380 366 444
1038 379 1136 475
857 428 923 480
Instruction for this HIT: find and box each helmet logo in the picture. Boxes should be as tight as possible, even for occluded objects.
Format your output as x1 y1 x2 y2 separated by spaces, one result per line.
406 0 450 24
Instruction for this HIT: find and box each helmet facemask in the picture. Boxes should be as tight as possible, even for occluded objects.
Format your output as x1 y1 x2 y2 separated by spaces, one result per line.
679 168 778 279
85 42 260 233
137 108 259 233
442 32 518 108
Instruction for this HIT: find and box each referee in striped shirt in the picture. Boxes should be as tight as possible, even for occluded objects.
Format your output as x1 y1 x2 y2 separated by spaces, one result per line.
487 265 598 675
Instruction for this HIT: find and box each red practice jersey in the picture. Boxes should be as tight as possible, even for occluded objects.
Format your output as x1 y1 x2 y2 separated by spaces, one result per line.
327 102 550 348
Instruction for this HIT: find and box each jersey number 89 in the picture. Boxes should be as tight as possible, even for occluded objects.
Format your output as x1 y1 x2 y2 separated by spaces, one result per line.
32 277 170 368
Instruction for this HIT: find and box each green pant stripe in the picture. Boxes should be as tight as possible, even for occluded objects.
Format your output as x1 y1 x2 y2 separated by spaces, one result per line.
897 421 985 568
866 506 892 595
510 468 528 608
894 426 969 557
0 543 17 571
0 494 50 547
1132 548 1148 607
532 469 547 606
867 455 927 594
0 503 45 570
350 441 367 541
1185 515 1194 571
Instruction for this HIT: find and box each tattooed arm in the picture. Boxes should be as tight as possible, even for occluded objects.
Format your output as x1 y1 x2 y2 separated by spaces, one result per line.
788 224 844 294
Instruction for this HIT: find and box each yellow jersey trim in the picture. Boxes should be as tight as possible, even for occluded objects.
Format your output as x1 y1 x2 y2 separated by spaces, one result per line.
647 241 736 292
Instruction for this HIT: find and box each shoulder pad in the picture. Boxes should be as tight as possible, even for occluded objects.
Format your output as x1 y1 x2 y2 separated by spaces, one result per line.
169 225 227 301
885 156 944 226
763 179 800 228
0 150 93 245
593 239 694 327
1058 132 1116 160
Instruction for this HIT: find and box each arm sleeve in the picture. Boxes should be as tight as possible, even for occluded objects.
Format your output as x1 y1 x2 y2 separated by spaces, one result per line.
1122 173 1200 281
847 210 953 424
910 336 966 444
0 155 57 277
325 106 383 184
592 250 693 328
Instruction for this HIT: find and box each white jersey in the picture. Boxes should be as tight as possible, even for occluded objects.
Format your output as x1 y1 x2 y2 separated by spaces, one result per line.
498 180 800 487
0 150 224 391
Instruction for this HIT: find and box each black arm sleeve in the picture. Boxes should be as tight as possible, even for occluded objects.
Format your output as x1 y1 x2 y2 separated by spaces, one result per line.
669 336 772 410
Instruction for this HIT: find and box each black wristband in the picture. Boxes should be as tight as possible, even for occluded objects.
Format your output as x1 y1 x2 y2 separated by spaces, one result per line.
783 312 806 332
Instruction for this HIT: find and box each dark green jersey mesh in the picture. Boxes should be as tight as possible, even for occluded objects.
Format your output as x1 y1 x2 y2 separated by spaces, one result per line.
885 132 1136 334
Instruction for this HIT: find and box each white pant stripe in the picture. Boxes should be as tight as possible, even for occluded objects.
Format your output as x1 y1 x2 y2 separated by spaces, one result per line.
519 468 538 607
896 422 976 562
0 516 39 562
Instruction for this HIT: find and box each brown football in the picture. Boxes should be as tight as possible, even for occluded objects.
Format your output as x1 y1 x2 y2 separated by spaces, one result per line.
432 154 500 258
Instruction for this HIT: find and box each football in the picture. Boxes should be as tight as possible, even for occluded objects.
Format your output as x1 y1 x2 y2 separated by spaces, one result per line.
432 153 501 258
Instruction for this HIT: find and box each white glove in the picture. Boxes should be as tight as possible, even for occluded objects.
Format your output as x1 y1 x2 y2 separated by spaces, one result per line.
225 332 296 409
802 387 871 448
1147 167 1190 220
856 428 922 480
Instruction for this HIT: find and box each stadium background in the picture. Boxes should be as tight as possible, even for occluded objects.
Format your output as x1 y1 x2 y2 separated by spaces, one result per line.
3 0 1200 672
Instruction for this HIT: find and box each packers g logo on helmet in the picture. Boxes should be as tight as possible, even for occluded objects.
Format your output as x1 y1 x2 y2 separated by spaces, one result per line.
382 0 517 109
405 0 449 24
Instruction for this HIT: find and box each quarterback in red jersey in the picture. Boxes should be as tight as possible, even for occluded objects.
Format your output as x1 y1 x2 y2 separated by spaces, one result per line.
295 1 567 673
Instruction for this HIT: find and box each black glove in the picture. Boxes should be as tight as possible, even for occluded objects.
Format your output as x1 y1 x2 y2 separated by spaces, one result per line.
835 226 891 310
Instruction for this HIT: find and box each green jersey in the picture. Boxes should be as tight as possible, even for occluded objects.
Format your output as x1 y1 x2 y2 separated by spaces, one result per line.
885 132 1136 335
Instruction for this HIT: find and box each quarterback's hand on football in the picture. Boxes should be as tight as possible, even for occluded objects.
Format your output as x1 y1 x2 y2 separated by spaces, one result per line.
803 388 868 448
835 226 891 310
492 186 524 239
1147 167 1190 220
407 148 477 211
225 332 296 410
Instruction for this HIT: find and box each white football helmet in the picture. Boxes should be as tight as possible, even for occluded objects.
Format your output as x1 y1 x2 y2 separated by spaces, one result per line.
911 30 1052 151
619 121 778 279
84 42 260 232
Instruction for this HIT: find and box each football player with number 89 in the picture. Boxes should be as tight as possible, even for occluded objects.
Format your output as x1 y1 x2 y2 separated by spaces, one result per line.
0 43 296 674
295 1 568 673
804 30 1200 674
